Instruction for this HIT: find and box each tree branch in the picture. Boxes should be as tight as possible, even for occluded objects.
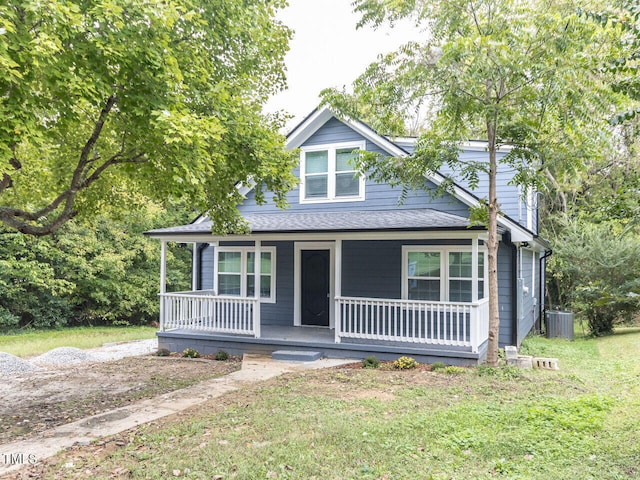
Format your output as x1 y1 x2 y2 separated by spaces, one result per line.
0 94 151 236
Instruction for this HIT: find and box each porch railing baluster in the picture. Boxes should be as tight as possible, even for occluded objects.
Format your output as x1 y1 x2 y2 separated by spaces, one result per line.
158 292 259 337
334 296 489 350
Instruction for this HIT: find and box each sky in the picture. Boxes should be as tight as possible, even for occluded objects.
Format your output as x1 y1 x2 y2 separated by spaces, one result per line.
264 0 420 129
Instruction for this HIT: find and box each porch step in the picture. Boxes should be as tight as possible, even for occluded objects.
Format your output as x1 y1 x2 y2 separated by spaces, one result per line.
272 350 322 362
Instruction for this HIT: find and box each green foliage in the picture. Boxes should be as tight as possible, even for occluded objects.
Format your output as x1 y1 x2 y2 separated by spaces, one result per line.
526 394 614 432
547 219 640 335
476 365 522 379
430 361 446 371
0 0 296 235
442 366 467 375
393 356 418 370
0 203 191 329
215 350 230 361
362 355 381 369
182 348 200 359
0 326 156 357
582 1 640 125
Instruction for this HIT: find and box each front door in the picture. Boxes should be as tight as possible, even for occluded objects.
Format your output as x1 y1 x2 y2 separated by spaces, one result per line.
301 249 330 326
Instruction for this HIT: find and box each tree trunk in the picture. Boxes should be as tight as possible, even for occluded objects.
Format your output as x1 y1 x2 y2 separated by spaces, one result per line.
485 122 501 367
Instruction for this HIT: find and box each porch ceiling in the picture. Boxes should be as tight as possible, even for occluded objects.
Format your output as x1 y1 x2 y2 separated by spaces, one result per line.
146 208 491 238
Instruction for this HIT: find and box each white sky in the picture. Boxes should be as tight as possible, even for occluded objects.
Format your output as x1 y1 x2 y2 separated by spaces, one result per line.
265 0 420 130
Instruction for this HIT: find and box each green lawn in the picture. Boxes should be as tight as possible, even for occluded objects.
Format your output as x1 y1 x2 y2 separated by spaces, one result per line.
0 326 157 358
35 328 640 479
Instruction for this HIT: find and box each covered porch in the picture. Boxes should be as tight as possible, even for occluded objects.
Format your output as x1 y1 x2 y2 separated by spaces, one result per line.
147 208 492 363
159 290 490 354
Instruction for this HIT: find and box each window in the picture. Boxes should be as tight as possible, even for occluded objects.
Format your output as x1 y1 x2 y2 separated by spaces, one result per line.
403 247 486 302
448 252 485 302
407 251 441 301
216 247 275 302
300 142 365 203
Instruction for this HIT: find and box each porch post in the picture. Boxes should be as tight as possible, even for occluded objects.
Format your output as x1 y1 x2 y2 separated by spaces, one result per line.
472 236 479 302
334 239 342 343
159 240 167 331
211 241 219 294
191 242 198 291
254 240 261 338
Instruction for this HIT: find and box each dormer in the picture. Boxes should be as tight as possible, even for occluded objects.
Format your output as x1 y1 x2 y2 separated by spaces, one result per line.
299 140 366 204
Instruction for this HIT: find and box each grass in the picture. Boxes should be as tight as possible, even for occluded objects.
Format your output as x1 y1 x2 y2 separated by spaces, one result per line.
29 328 640 479
0 326 157 357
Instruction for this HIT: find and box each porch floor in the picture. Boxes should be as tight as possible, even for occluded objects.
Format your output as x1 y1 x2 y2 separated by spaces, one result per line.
157 324 488 366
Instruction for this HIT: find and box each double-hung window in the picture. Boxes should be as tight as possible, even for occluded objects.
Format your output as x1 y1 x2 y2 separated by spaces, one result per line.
216 247 275 302
448 251 485 302
300 141 365 203
403 247 486 302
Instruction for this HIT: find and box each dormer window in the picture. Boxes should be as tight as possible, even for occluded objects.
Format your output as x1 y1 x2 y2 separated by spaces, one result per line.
300 141 366 203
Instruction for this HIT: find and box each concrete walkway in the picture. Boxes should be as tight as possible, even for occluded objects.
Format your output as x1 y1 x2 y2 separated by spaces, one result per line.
0 354 353 476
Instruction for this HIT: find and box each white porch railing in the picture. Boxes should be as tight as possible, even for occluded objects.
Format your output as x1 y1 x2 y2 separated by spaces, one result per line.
160 291 260 337
336 296 490 353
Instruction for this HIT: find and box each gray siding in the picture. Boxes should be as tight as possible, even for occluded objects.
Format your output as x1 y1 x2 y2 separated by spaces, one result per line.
498 242 515 347
199 244 214 290
261 241 294 326
239 117 470 218
394 139 537 233
438 151 533 232
517 249 537 345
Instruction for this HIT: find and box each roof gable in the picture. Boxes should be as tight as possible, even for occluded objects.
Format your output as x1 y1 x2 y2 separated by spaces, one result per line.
286 107 536 243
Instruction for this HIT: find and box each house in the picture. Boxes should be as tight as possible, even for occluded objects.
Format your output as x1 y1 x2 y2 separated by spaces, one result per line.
145 107 550 365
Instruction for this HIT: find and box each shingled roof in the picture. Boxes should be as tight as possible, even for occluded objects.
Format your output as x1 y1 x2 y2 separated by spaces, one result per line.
145 208 487 237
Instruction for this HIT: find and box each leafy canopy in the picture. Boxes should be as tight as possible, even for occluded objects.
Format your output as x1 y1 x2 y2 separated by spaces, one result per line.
0 0 297 235
323 0 628 365
324 0 627 193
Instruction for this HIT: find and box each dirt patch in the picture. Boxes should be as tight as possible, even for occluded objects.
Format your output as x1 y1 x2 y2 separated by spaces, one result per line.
0 355 240 444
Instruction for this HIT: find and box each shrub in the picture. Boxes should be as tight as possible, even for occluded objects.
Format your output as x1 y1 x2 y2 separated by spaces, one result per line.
0 306 19 329
182 348 200 358
476 365 522 379
215 350 229 361
362 355 380 369
547 220 640 336
443 366 466 375
393 356 418 370
430 361 446 371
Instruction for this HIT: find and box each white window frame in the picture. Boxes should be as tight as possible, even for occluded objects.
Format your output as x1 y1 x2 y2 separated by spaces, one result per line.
299 141 366 204
215 246 276 303
401 246 488 302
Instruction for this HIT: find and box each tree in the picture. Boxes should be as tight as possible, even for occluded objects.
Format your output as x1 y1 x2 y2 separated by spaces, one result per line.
0 202 192 330
0 0 297 236
323 0 628 365
547 218 640 336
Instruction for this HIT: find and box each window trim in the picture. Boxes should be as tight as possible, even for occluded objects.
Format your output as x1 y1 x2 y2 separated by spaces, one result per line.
215 246 276 303
401 246 488 302
299 141 366 204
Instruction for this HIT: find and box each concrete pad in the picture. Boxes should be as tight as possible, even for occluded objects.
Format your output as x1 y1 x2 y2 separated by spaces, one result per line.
272 350 322 362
